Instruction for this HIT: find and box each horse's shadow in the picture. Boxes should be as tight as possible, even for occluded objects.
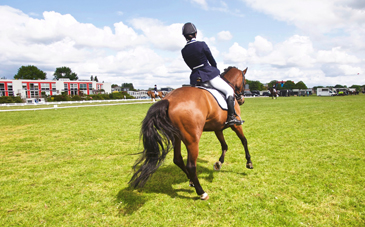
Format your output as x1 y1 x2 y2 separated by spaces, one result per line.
116 158 214 215
116 158 249 215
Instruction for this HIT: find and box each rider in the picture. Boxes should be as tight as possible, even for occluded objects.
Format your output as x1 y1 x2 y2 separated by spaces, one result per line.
272 83 277 97
181 22 242 126
154 85 158 96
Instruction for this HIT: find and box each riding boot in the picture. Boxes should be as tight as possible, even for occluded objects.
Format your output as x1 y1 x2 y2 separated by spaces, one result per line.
225 96 243 126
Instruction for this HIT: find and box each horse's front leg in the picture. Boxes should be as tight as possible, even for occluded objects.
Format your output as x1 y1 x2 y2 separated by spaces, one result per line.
231 125 253 169
213 130 228 171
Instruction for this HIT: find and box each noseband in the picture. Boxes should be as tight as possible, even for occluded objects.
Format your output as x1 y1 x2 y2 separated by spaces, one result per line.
221 70 246 101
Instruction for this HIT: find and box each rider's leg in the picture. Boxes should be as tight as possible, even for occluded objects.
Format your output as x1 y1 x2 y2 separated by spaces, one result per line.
208 76 242 126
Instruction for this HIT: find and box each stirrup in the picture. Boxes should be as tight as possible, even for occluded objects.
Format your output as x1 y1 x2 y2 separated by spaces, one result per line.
225 114 244 126
225 119 243 126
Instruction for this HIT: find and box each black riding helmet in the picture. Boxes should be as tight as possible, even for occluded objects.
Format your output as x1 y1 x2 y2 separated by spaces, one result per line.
182 22 197 36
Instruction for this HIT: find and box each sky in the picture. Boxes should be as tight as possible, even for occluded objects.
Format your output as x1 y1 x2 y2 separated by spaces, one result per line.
0 0 364 89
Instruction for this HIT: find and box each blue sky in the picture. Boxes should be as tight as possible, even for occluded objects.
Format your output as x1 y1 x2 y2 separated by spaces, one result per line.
1 0 364 89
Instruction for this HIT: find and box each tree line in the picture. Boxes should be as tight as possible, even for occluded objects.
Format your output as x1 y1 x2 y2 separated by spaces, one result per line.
13 65 99 82
247 79 363 92
246 79 308 91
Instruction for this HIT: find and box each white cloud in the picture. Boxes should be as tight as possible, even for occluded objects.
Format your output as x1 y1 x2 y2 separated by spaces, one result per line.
251 36 273 56
236 0 365 86
191 0 245 16
242 0 365 33
190 0 209 10
223 42 248 64
317 47 361 64
223 35 316 67
0 6 147 50
1 3 364 89
0 6 192 88
222 33 364 86
217 31 233 41
129 18 185 51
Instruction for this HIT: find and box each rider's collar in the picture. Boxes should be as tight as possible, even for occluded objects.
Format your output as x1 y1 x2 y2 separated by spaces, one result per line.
187 38 197 45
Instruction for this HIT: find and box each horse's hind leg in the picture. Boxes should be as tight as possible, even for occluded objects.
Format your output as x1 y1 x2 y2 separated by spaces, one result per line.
231 126 253 169
213 130 228 171
185 142 208 200
172 137 193 186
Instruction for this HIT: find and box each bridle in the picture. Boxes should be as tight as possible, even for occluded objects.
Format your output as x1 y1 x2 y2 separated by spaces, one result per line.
221 70 246 102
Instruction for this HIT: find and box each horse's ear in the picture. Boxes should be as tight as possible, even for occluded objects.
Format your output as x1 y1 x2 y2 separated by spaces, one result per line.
242 67 248 75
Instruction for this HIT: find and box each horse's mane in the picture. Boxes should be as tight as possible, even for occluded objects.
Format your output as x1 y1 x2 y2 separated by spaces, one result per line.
220 66 237 78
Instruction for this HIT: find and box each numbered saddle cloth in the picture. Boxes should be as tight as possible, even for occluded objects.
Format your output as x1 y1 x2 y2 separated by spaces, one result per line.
197 86 227 110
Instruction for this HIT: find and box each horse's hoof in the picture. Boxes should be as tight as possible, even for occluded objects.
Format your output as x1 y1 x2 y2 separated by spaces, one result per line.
200 193 209 200
189 181 194 187
246 163 253 169
213 161 222 171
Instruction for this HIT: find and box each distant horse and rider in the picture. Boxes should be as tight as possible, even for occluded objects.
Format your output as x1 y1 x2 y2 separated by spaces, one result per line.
129 66 253 200
147 87 164 102
268 87 278 99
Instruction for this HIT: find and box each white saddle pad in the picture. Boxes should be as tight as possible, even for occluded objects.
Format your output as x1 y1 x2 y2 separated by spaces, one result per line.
197 87 227 110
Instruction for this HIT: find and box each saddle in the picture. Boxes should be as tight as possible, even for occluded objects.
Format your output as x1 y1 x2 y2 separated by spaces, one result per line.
196 77 213 89
195 77 227 110
194 77 243 124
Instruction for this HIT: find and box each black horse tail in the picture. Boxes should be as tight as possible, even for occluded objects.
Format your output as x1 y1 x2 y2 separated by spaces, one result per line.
129 99 180 188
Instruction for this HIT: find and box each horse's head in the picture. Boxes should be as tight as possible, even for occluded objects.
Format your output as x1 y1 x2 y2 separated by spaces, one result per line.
220 66 247 105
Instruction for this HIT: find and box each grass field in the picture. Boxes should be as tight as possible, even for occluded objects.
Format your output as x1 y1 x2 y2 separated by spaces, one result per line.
1 95 364 226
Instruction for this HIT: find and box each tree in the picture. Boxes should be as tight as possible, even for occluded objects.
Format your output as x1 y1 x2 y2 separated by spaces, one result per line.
90 75 94 81
53 67 78 80
350 85 362 92
283 80 296 90
111 84 119 88
334 84 346 88
94 76 98 82
14 65 47 80
122 83 136 91
313 86 324 91
246 80 264 91
295 81 308 89
268 80 278 88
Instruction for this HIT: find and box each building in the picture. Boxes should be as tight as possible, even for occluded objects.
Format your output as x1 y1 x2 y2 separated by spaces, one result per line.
0 79 111 99
127 90 148 99
161 87 174 92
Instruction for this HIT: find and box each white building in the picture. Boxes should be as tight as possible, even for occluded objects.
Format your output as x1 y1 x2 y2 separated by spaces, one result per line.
0 79 111 99
127 90 148 99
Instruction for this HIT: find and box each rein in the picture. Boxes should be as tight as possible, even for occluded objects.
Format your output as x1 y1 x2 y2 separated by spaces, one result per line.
221 70 246 101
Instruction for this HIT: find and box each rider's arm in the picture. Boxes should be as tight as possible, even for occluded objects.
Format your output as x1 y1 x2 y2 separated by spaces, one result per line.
203 42 217 68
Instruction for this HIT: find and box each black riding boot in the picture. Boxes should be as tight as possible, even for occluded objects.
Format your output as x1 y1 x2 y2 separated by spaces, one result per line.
226 96 243 126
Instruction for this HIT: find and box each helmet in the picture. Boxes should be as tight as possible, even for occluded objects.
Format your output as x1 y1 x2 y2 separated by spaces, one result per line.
182 22 197 36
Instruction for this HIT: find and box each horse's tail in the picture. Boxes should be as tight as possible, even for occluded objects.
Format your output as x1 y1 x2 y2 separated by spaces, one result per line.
129 99 180 188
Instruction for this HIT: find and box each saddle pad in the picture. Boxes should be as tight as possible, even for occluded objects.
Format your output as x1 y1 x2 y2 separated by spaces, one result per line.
197 87 227 110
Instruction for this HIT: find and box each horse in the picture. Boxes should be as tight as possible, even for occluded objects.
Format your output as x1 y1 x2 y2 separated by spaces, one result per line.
129 66 253 200
147 90 164 102
268 87 278 99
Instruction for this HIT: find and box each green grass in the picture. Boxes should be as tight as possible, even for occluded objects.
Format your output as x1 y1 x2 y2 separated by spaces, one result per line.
1 95 364 226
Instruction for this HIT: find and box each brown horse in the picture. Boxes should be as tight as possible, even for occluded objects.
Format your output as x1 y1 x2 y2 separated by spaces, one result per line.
268 87 278 99
147 90 164 102
129 67 253 200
